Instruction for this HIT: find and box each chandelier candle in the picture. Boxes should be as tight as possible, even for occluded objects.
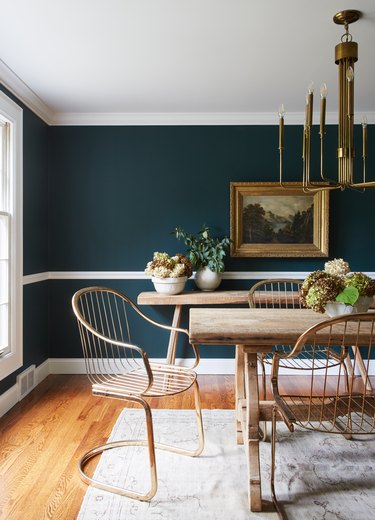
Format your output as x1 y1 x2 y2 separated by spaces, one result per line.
319 83 327 137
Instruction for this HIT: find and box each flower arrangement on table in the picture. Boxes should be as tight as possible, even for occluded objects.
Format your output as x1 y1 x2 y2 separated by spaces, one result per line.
145 252 193 278
145 252 193 294
300 258 375 314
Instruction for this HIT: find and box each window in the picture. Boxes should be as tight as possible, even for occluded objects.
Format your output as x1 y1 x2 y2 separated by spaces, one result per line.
0 91 22 380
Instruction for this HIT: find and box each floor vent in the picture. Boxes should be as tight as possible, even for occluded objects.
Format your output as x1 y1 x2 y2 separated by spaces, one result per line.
17 365 36 400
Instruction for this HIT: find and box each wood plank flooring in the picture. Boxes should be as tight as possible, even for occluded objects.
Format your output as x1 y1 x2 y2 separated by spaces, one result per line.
0 373 351 519
0 374 235 520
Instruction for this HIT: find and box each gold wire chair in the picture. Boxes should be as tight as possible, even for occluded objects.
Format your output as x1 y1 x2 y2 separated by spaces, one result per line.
248 279 356 441
72 286 204 501
248 279 305 439
270 312 375 519
248 279 306 369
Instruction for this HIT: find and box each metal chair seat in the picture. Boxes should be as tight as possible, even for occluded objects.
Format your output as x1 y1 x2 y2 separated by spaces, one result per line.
262 344 345 370
92 363 197 398
277 394 375 432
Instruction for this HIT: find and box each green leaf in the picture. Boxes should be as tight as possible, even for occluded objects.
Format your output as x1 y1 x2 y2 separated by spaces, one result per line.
336 286 359 305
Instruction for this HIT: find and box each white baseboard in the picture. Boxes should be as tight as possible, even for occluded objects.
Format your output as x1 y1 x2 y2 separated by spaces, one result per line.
36 359 50 384
0 360 50 418
48 357 236 375
45 357 375 377
2 357 375 418
0 384 19 418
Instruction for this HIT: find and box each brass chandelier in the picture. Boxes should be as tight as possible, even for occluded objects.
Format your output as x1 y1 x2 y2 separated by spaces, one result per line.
278 10 374 192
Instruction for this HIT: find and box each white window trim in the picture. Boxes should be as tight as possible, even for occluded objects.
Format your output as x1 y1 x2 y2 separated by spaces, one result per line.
0 90 23 379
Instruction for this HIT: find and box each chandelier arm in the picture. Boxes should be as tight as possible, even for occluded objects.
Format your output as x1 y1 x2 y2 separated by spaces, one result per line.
351 181 375 189
302 184 342 193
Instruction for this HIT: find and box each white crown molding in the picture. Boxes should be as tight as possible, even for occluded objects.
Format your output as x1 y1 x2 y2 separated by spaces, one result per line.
23 270 375 285
2 62 375 127
0 60 53 125
49 111 375 126
0 59 375 126
51 111 282 126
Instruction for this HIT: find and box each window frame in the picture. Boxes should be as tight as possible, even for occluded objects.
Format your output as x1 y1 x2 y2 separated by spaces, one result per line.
0 90 23 380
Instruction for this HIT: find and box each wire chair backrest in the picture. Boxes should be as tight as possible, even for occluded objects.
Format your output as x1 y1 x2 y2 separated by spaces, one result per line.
72 287 152 387
272 312 375 435
248 279 304 309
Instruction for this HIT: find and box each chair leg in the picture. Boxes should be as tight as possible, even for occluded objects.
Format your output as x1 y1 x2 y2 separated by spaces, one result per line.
79 386 204 500
78 397 158 501
192 379 205 456
154 379 205 457
271 406 288 519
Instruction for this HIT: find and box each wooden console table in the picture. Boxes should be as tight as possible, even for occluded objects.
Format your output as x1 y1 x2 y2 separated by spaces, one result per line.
137 290 249 363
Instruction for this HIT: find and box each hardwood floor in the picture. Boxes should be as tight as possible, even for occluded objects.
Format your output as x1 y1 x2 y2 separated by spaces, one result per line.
0 373 354 519
0 374 235 520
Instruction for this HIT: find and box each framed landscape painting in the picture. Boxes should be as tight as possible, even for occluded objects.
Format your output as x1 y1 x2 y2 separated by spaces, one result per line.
230 182 329 257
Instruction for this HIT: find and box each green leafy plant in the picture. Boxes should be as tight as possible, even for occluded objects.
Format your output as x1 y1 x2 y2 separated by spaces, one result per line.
300 259 375 313
172 225 231 273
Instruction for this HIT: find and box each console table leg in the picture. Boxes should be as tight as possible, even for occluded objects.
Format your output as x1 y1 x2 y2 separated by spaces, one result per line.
166 305 182 364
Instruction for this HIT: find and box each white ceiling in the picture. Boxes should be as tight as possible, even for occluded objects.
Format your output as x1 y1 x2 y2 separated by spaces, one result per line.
0 0 375 125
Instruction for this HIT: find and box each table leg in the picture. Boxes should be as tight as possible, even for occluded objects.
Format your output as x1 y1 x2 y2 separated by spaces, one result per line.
235 345 245 444
244 350 262 512
166 305 182 365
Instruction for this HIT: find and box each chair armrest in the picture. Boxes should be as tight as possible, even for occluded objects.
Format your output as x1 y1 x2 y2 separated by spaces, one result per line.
126 298 200 368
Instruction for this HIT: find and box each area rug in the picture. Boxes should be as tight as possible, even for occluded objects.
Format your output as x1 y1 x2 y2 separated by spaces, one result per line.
77 409 375 520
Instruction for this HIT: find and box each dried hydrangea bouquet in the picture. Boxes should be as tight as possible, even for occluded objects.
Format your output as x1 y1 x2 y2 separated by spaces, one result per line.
145 252 193 294
300 258 375 316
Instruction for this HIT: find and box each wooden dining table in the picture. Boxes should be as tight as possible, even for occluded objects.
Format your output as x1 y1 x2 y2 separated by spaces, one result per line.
189 307 330 512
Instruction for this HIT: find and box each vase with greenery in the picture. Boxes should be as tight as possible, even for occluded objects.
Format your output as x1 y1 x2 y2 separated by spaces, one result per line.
172 225 231 290
300 258 375 316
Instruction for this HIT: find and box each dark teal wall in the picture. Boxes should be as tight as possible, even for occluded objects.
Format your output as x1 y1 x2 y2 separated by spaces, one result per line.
47 124 375 361
48 124 375 272
0 86 49 395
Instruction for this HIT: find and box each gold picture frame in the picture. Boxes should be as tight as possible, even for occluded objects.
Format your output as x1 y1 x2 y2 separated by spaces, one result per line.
230 182 329 257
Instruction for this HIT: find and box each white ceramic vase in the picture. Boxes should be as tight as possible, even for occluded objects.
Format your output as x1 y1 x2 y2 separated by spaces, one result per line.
152 276 187 295
324 301 354 317
325 296 373 317
194 267 222 291
353 295 373 312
